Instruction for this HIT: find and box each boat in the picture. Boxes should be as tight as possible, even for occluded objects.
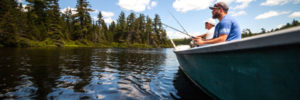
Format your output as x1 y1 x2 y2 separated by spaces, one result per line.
173 26 300 100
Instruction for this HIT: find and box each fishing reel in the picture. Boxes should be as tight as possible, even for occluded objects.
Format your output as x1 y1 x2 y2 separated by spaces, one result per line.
190 37 197 48
190 40 196 48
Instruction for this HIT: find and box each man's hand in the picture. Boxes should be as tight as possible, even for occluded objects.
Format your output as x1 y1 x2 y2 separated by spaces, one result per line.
194 38 205 45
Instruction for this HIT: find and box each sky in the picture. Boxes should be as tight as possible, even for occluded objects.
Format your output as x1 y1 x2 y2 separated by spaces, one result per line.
19 0 300 39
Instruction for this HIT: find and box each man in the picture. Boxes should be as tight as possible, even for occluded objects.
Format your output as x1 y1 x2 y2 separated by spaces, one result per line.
194 2 241 45
195 18 216 40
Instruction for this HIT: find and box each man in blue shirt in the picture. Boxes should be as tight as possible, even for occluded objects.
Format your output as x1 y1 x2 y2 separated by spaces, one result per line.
194 2 241 45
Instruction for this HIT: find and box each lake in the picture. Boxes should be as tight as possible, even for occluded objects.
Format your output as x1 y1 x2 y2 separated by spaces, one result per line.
0 48 211 100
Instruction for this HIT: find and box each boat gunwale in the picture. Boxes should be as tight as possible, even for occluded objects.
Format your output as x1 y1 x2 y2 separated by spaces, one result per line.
174 26 300 54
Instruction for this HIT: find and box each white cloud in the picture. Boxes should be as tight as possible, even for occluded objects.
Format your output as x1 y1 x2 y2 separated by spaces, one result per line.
118 0 154 12
233 0 254 9
261 0 289 6
216 0 254 9
173 0 214 13
232 10 247 16
260 0 300 6
60 7 77 15
94 11 115 24
103 18 115 24
147 1 157 9
289 11 300 18
102 11 115 23
216 0 235 5
255 11 290 20
151 1 157 7
294 0 300 4
102 11 114 18
172 0 253 12
93 16 98 21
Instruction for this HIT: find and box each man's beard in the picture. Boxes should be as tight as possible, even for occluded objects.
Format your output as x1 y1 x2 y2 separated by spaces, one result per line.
213 13 220 19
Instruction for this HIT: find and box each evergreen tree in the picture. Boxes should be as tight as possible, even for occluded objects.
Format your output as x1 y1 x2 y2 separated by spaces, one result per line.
108 21 116 42
126 12 136 43
62 8 74 40
137 14 146 43
26 0 48 40
95 11 103 42
153 14 163 44
73 0 93 40
0 0 171 48
100 19 108 41
292 19 299 26
15 3 27 38
0 0 18 46
261 28 266 33
96 11 108 42
115 11 126 42
146 16 152 45
47 0 63 40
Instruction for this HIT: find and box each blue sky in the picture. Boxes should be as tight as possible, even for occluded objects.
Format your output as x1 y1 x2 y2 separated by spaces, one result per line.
19 0 300 39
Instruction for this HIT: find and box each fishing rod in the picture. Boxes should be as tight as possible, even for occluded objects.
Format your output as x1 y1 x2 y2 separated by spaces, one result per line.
168 11 189 36
164 12 195 38
162 23 194 38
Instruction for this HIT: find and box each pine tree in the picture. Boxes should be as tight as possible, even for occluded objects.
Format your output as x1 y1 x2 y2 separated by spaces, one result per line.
115 11 126 42
146 16 152 45
126 12 136 43
108 21 116 42
153 14 163 44
134 14 145 43
62 8 74 40
97 11 108 42
73 0 93 40
292 19 299 26
261 28 266 33
26 0 48 40
0 0 18 46
47 0 63 40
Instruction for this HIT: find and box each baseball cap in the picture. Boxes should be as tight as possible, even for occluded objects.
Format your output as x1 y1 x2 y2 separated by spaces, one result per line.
209 2 229 11
205 18 216 26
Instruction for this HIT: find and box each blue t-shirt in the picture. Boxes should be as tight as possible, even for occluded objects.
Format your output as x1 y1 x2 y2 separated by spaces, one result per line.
213 15 241 41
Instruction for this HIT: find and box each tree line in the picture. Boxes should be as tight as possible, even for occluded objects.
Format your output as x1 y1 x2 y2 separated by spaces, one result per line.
242 19 300 38
0 0 171 48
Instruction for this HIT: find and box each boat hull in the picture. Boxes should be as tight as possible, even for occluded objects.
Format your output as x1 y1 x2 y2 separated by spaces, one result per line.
174 27 300 100
176 44 300 100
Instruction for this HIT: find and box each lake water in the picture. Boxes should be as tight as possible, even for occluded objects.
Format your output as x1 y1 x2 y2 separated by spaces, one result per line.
0 48 211 100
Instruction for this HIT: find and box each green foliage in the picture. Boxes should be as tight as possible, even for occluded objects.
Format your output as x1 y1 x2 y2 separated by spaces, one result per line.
0 0 18 47
173 38 191 45
0 0 172 48
242 19 300 38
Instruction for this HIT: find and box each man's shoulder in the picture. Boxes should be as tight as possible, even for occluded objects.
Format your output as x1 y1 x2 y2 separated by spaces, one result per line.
223 15 236 21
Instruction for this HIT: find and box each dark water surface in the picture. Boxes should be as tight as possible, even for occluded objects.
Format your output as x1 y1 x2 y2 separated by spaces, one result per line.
0 48 211 100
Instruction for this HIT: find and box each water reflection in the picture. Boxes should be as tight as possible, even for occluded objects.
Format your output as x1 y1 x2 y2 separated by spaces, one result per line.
172 69 212 100
0 48 210 100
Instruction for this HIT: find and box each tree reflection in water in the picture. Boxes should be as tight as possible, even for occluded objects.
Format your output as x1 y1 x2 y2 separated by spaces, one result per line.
0 48 211 100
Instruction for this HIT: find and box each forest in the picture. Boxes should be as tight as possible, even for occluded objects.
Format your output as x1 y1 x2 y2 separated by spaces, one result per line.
0 0 172 48
242 19 300 38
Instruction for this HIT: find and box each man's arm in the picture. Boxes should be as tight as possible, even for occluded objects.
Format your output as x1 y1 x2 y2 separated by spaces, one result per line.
195 34 228 45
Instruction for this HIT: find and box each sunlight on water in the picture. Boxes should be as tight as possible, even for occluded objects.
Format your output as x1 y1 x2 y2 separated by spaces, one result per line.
0 48 211 100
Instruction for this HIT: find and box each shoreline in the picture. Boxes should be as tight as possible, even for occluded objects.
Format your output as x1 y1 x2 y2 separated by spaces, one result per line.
0 37 172 48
